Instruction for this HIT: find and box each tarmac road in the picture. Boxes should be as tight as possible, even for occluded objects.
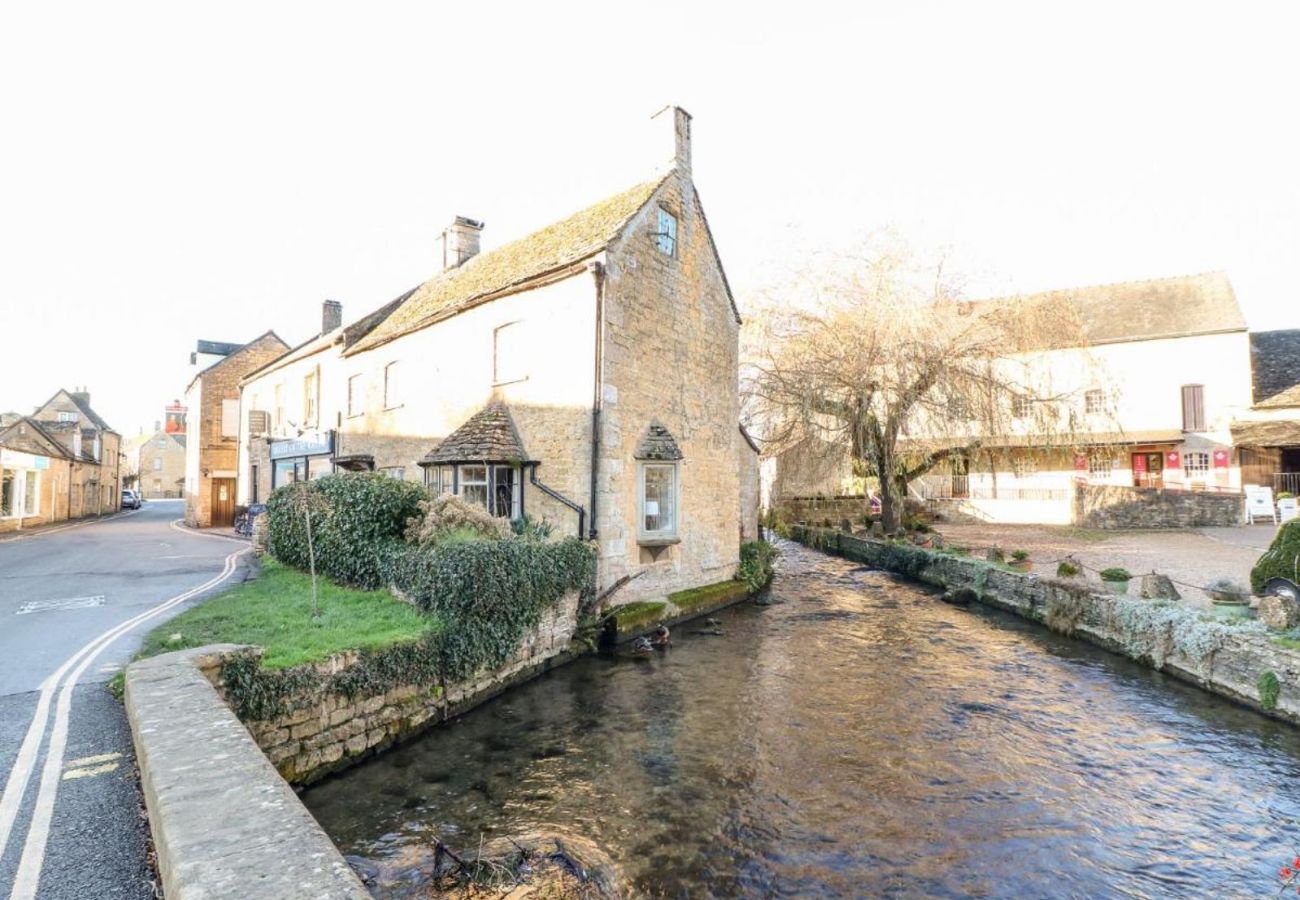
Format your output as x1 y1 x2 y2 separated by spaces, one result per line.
0 500 249 899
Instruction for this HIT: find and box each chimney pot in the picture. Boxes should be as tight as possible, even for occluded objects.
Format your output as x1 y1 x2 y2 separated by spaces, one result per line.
440 217 485 272
322 299 343 334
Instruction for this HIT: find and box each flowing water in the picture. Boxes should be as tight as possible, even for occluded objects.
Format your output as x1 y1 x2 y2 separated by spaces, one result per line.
304 541 1300 897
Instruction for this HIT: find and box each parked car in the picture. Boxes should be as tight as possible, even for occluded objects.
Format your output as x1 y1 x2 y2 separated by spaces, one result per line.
121 489 141 510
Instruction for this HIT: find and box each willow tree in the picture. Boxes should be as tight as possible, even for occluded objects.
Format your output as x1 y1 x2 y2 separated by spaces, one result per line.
744 237 1089 533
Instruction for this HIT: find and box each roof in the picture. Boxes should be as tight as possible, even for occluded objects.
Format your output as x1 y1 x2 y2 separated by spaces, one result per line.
1251 329 1300 405
900 429 1187 452
974 272 1245 349
1258 384 1300 410
349 176 670 355
0 416 75 460
1231 419 1300 448
32 389 115 434
739 423 761 455
420 403 531 465
634 423 683 461
186 330 288 393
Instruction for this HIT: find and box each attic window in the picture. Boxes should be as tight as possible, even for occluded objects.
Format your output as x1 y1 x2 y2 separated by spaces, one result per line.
58 411 76 423
655 208 677 257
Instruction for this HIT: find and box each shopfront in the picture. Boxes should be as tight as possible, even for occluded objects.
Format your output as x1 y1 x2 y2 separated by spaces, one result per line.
269 432 335 489
0 448 49 526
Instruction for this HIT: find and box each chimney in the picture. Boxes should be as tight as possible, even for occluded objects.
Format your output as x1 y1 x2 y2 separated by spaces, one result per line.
652 105 692 174
440 217 485 271
322 299 343 334
70 388 90 407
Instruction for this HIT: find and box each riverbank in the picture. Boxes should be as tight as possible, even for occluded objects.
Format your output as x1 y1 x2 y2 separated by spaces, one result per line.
790 525 1300 724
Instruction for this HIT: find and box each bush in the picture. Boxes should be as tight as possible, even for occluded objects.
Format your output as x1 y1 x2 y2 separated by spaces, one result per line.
404 493 512 546
1056 560 1081 578
267 474 427 589
1011 549 1029 561
1099 567 1132 582
1258 670 1281 710
737 540 777 592
1207 577 1249 604
386 537 596 681
1251 520 1300 595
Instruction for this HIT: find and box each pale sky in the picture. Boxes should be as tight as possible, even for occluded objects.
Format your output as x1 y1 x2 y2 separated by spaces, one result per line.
2 1 1297 437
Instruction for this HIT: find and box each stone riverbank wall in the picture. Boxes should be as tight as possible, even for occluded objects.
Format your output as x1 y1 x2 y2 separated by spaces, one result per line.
790 526 1300 724
1073 482 1244 529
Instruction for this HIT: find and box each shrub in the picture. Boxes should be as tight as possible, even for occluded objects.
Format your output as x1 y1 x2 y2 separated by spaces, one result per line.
1207 577 1249 604
512 514 555 541
737 540 777 592
1056 560 1082 578
1011 549 1029 561
1251 520 1300 595
404 493 512 546
1099 567 1132 582
267 473 427 589
1258 670 1281 710
386 537 596 681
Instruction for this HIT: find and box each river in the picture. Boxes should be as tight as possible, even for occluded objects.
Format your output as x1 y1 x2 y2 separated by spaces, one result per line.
304 540 1300 897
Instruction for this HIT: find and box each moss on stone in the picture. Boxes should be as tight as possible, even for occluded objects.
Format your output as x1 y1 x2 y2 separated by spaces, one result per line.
611 601 669 634
669 580 749 612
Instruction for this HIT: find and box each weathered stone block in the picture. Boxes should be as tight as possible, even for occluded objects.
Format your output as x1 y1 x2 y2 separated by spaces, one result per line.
1140 573 1181 601
1260 594 1300 631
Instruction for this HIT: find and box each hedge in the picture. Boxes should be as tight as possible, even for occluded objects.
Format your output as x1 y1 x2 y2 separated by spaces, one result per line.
266 473 426 589
1251 520 1300 595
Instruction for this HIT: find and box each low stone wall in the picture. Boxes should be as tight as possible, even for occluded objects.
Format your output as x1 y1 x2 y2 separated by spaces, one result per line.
239 590 580 785
775 495 870 527
1073 482 1244 529
125 645 370 899
791 526 1300 723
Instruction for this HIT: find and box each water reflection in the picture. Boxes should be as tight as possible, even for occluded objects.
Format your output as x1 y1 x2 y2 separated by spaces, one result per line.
305 540 1300 897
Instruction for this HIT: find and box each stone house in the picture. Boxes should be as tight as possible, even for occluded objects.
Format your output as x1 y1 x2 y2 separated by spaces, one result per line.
773 273 1271 525
238 107 758 604
184 332 289 527
0 388 123 527
137 429 187 498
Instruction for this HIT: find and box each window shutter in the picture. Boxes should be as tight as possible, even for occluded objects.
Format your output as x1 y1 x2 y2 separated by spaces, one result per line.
1193 385 1205 431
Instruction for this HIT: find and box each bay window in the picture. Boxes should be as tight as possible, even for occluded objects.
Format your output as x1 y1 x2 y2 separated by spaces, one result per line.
459 465 489 508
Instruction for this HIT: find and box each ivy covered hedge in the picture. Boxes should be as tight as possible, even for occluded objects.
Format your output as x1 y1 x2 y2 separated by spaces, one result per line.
267 473 426 589
1252 520 1300 595
737 540 777 592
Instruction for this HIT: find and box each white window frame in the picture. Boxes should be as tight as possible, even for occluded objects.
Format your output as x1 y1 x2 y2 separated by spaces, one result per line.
458 464 489 509
57 411 77 423
1184 451 1210 478
303 369 319 427
491 464 521 520
1084 389 1105 415
638 461 680 542
1088 455 1114 480
492 321 527 386
656 207 677 257
1 468 39 519
347 373 362 417
384 361 401 410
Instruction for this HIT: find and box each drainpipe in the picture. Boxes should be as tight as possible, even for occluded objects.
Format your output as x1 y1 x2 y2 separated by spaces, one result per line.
588 260 606 541
529 464 585 538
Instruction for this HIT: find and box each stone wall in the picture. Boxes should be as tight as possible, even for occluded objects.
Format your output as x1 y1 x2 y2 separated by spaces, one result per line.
791 526 1300 724
776 495 871 527
233 591 580 785
1073 482 1244 529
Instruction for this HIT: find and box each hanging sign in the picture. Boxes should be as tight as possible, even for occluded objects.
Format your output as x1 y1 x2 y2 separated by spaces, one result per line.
1213 449 1230 469
1133 455 1147 474
1074 454 1088 471
1166 451 1181 469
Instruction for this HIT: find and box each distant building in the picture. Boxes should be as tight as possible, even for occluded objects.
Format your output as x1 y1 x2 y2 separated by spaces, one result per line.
183 333 288 527
138 429 187 498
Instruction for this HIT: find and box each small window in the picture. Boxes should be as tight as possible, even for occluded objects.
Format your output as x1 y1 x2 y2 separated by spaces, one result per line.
1181 384 1205 432
384 362 401 409
492 465 520 519
157 437 167 448
347 374 362 417
459 464 488 508
1089 455 1113 479
1084 389 1105 415
379 466 405 481
153 458 163 471
304 370 319 426
656 208 677 257
1184 451 1210 478
57 411 77 423
493 322 526 385
1012 455 1037 479
1011 395 1034 418
640 462 678 539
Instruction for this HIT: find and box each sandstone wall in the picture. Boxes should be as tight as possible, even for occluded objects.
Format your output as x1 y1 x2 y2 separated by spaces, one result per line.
1073 482 1244 529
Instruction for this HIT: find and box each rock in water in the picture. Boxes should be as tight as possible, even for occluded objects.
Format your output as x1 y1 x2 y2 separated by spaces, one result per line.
1259 593 1300 631
1139 573 1181 601
941 587 977 606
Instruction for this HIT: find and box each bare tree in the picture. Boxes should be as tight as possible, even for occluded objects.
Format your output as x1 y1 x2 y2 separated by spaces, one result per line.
283 482 330 618
744 234 1090 533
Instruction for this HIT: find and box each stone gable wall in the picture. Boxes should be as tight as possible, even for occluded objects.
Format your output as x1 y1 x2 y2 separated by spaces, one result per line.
1073 482 1244 529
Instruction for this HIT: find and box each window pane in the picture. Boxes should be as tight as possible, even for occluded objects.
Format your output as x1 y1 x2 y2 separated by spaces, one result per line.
643 465 676 533
1 470 12 516
462 484 488 507
656 209 677 256
493 466 516 518
24 473 37 514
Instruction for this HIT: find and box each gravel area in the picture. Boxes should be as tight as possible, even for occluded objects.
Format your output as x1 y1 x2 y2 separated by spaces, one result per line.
932 522 1282 608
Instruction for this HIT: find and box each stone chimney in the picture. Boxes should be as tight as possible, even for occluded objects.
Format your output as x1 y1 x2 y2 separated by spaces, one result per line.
70 388 90 407
440 217 485 272
322 299 343 334
652 105 692 174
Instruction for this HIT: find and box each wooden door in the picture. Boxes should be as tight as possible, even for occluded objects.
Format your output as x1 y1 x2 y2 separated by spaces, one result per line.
211 478 236 526
1131 452 1163 488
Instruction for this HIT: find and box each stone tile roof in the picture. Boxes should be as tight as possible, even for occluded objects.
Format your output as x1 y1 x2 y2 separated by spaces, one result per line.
0 416 75 460
1231 418 1300 447
634 423 683 460
976 272 1245 349
33 388 115 433
1257 384 1300 410
420 403 530 465
1251 329 1300 405
349 176 670 355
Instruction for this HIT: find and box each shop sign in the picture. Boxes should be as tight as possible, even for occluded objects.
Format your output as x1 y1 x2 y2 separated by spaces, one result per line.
1213 449 1230 469
1133 455 1147 474
1166 451 1181 469
269 431 334 460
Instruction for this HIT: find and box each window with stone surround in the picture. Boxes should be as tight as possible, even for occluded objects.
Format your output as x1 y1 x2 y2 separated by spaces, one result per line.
347 374 362 417
493 321 526 385
639 462 678 541
655 207 677 257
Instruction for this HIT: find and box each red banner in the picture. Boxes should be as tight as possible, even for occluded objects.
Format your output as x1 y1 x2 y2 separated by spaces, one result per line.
1213 449 1230 469
1166 451 1181 469
1074 454 1088 471
1133 455 1147 474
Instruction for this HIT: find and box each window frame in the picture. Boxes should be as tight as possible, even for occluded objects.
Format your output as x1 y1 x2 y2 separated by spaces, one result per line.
383 361 401 410
1181 384 1206 432
303 368 319 427
1184 451 1210 478
1084 389 1105 415
638 461 680 543
1088 455 1114 480
1011 395 1034 419
492 321 527 386
655 207 678 257
347 373 363 417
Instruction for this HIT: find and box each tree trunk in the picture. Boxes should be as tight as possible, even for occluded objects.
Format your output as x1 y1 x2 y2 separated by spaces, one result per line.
875 448 905 533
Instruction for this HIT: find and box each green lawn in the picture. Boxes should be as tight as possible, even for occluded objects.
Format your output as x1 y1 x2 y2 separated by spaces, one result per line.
135 558 438 670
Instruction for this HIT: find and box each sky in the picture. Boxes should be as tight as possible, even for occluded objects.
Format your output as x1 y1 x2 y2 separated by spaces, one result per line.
2 1 1297 436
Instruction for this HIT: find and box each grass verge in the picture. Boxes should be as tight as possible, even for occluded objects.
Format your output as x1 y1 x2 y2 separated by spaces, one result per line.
132 558 437 671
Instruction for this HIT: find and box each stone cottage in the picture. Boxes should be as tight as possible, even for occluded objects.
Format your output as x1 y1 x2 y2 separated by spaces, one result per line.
238 107 758 605
183 332 289 527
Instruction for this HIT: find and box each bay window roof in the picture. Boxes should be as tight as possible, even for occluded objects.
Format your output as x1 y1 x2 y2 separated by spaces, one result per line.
419 402 532 466
634 423 683 461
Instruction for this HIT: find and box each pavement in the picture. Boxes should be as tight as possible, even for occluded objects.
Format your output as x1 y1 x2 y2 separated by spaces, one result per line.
0 500 250 899
932 521 1282 607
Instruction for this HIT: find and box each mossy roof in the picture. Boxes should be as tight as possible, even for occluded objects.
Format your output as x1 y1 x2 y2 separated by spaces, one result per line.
347 175 669 355
420 403 531 465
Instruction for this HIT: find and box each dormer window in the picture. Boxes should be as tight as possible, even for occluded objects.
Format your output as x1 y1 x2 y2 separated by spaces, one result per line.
656 208 677 257
58 411 76 423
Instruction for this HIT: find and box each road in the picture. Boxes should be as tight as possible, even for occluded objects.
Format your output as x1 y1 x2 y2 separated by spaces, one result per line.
0 500 249 899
